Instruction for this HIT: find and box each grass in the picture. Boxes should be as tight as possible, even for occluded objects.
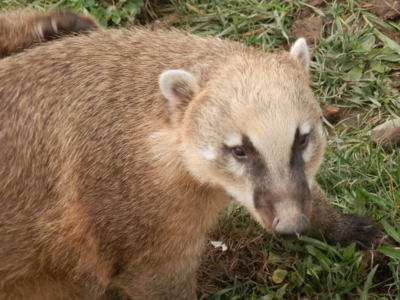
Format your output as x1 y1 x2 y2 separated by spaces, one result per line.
1 0 399 298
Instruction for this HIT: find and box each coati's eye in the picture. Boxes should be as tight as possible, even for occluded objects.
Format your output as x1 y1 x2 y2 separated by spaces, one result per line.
231 146 247 160
299 134 310 149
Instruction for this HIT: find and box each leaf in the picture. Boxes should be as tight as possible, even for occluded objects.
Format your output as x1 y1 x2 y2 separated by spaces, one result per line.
342 242 356 260
381 219 400 243
378 53 399 62
378 246 400 259
112 14 121 24
276 283 288 299
368 48 399 62
124 3 139 14
375 30 400 55
306 266 321 286
360 264 379 300
359 35 376 51
272 269 288 284
305 245 331 272
211 286 234 297
267 251 283 264
299 236 341 257
343 66 363 81
370 61 388 73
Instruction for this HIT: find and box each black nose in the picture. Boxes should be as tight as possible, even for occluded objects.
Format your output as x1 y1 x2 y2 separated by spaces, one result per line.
272 214 309 239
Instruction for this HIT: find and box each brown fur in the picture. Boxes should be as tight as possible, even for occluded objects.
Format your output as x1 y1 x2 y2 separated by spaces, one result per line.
0 9 99 58
0 26 380 299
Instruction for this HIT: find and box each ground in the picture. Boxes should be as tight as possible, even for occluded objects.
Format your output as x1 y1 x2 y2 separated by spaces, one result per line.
1 0 399 299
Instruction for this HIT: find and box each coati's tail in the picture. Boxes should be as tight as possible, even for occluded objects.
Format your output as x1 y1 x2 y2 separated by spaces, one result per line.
0 9 99 58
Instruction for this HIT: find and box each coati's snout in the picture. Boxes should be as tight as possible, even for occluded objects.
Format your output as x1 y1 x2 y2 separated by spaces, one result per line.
257 199 312 238
253 127 315 237
254 170 313 238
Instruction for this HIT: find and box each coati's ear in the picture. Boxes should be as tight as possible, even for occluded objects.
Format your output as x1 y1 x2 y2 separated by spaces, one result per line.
290 38 310 74
159 69 199 122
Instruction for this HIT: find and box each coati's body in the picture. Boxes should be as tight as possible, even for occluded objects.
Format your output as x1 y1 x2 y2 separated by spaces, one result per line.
0 22 379 299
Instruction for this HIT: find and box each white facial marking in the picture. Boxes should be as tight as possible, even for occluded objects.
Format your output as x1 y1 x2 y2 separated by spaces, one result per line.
300 122 311 135
201 145 216 160
300 122 313 162
302 143 314 162
228 159 245 177
224 133 242 147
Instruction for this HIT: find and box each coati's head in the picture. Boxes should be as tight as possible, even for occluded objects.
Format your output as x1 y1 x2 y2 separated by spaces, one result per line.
158 38 326 238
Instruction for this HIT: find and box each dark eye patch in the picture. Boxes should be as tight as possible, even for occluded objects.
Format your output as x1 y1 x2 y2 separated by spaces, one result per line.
223 135 257 160
290 127 313 169
222 135 267 179
242 135 266 178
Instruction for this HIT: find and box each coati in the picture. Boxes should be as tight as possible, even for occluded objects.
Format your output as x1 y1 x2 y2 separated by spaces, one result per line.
0 10 381 299
0 9 99 58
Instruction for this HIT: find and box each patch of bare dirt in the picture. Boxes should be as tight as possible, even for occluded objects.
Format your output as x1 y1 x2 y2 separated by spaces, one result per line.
361 0 400 20
196 210 295 298
197 218 271 297
291 16 323 46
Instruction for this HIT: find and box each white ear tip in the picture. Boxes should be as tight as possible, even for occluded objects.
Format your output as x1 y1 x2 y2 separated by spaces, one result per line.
159 69 195 84
159 69 197 102
296 37 307 46
290 37 310 72
291 37 308 54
